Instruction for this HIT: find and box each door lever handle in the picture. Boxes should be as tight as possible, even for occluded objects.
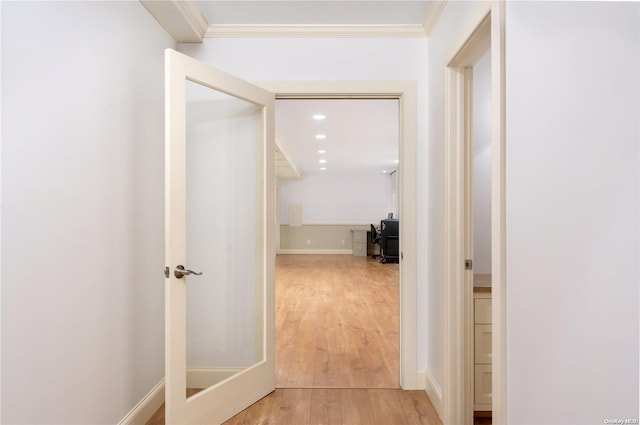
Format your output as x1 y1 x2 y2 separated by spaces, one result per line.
174 265 203 279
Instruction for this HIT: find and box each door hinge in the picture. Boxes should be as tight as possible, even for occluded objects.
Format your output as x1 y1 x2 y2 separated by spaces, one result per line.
164 266 170 278
464 259 473 270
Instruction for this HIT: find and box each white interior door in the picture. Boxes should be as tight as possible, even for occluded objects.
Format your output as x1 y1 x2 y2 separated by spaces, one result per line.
164 48 275 425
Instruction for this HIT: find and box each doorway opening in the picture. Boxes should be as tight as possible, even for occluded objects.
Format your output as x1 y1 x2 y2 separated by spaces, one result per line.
442 3 506 425
260 81 418 390
470 47 493 425
273 98 400 388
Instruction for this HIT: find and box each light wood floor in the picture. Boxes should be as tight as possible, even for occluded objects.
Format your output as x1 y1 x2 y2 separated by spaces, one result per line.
146 255 443 425
223 388 441 425
147 388 441 425
276 254 399 388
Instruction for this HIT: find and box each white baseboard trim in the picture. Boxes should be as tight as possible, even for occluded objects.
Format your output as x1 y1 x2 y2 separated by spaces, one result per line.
277 249 352 255
118 378 165 425
117 368 245 425
415 369 427 390
423 369 443 419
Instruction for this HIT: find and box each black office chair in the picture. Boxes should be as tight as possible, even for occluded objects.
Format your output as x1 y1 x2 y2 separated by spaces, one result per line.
370 224 381 259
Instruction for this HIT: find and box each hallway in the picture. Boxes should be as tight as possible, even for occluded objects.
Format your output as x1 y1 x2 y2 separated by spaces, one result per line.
221 255 440 424
146 255 442 424
222 255 440 424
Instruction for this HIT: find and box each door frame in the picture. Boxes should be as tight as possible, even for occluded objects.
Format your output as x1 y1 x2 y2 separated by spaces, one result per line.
442 2 506 424
259 80 419 390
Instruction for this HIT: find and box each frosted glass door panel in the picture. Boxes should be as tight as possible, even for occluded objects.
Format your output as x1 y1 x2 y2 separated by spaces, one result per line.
185 80 261 393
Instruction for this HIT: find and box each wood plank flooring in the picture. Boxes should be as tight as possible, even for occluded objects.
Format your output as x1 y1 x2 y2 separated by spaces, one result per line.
275 254 399 388
146 255 443 425
222 388 441 425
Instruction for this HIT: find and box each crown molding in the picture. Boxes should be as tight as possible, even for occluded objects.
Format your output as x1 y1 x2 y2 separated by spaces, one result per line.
423 0 448 36
140 0 208 43
177 0 209 39
205 24 427 38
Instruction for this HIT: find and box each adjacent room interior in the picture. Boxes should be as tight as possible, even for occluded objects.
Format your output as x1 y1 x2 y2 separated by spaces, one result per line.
273 98 401 388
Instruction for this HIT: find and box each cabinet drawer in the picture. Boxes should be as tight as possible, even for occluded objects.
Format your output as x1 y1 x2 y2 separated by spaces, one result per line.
474 324 492 364
474 364 492 406
352 243 366 256
474 298 492 324
352 231 366 243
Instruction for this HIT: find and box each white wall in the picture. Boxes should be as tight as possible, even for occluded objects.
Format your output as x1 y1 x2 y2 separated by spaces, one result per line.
0 2 3 421
179 37 429 368
427 0 490 389
506 2 639 423
279 173 396 224
472 49 492 275
390 169 399 220
1 2 174 423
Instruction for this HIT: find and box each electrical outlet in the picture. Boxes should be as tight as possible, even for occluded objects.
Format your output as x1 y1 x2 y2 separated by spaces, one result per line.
341 240 345 244
307 240 311 245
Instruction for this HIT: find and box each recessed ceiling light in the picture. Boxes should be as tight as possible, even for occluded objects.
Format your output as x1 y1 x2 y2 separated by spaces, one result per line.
320 167 327 171
394 159 399 164
315 134 326 140
317 149 327 154
313 114 326 121
319 159 327 164
382 170 388 173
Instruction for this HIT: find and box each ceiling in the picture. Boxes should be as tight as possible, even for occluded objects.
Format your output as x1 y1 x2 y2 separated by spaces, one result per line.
194 1 434 25
276 99 399 176
142 1 444 40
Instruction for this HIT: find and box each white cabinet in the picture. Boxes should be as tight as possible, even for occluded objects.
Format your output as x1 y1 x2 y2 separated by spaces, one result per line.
474 364 493 406
474 324 492 364
474 289 492 412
